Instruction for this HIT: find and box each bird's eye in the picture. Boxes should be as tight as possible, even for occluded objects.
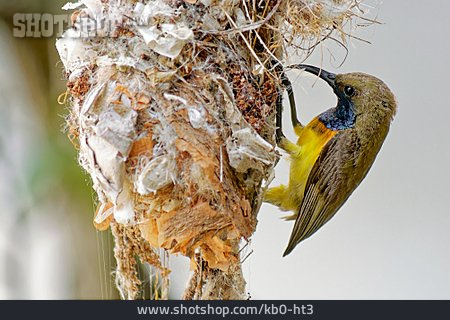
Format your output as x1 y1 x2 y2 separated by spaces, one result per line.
344 86 355 97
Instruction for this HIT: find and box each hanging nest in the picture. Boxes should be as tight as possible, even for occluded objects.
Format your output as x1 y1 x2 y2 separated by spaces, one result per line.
56 0 373 300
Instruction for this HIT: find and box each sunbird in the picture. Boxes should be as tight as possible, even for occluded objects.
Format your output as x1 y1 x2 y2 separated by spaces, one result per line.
267 65 397 256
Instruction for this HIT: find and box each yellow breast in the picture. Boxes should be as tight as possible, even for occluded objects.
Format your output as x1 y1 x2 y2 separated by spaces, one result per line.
284 118 337 212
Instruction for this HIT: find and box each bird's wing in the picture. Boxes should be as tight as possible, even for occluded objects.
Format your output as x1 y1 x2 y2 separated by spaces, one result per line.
283 130 361 256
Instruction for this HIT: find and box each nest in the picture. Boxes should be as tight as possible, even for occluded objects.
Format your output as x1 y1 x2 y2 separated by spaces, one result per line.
56 0 372 299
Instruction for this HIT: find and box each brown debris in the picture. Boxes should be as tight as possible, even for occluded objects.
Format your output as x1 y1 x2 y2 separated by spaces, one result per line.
67 68 92 101
231 68 278 134
113 26 136 38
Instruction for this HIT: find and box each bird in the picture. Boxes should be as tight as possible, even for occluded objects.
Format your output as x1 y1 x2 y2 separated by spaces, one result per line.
267 64 397 256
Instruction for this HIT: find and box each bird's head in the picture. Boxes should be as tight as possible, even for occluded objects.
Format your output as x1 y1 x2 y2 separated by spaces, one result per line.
291 65 397 127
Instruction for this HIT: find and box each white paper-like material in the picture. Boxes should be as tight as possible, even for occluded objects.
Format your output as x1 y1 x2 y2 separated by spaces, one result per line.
136 156 176 195
81 0 104 19
62 2 83 10
114 181 136 224
94 106 137 157
55 29 91 71
140 1 174 21
137 24 193 59
78 79 138 224
188 107 207 130
226 128 277 173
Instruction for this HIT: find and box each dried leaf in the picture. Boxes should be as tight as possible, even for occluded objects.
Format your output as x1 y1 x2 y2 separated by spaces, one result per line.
139 219 159 247
94 202 114 231
129 135 154 158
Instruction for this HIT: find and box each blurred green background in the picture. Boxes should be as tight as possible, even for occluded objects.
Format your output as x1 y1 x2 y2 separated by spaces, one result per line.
0 0 115 299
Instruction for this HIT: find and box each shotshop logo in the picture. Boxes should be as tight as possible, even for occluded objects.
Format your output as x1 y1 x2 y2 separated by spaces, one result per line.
12 13 148 38
13 13 70 38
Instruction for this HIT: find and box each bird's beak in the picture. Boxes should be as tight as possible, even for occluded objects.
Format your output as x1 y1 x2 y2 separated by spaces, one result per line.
289 64 337 89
